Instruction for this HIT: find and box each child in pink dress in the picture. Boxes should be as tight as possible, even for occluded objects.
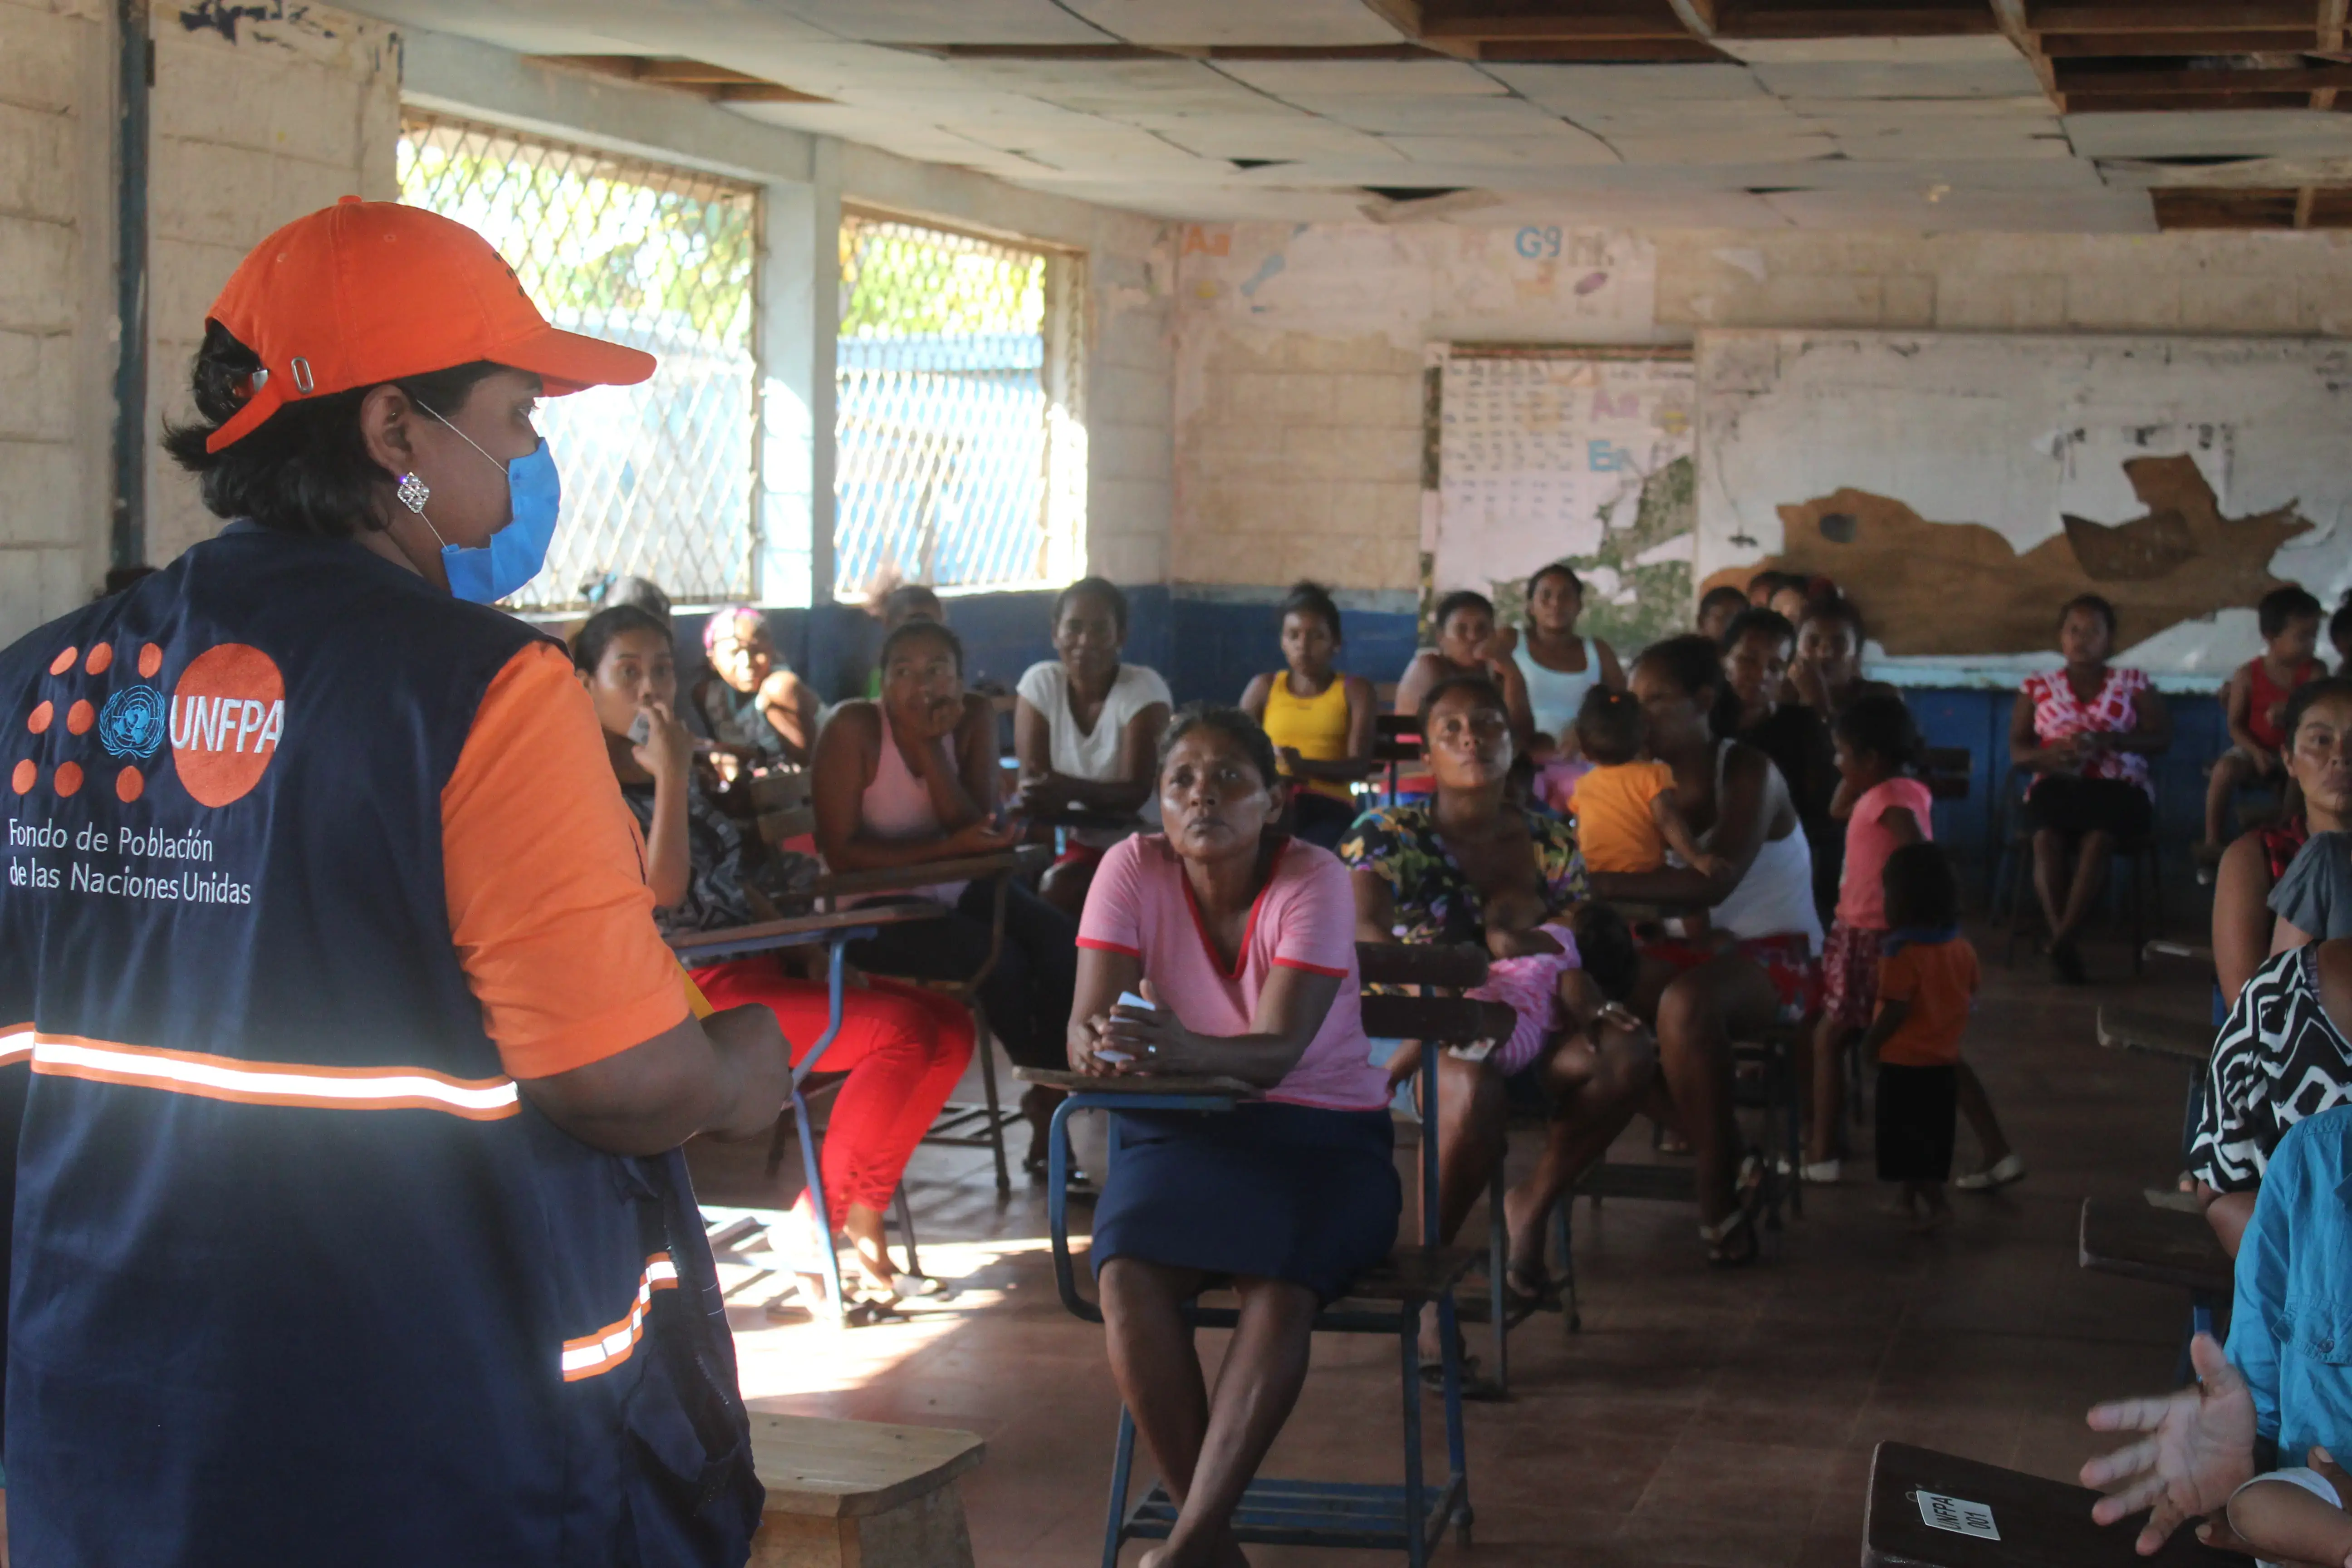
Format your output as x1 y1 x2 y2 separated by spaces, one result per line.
1467 887 1640 1077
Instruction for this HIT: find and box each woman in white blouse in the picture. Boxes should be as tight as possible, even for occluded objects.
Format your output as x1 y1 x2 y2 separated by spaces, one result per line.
1015 577 1174 916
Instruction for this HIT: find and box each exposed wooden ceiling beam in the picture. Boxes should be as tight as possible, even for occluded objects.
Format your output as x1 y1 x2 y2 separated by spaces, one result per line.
2062 87 2313 107
1474 34 1734 57
1417 7 1694 40
2036 28 2323 53
2296 185 2319 225
524 55 831 103
2028 2 2316 31
1714 2 1998 37
2055 60 2352 92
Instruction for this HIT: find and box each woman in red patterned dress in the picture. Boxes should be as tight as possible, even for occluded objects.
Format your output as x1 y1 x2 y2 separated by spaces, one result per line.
2007 594 2173 982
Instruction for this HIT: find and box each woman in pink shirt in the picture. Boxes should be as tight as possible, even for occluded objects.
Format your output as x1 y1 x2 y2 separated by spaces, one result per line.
1070 705 1399 1568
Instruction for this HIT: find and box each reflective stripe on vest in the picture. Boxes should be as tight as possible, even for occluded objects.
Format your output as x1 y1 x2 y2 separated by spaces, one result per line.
0 1025 518 1118
561 1254 680 1382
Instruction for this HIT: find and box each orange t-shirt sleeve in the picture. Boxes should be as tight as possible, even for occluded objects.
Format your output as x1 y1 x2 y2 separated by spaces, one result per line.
441 642 689 1079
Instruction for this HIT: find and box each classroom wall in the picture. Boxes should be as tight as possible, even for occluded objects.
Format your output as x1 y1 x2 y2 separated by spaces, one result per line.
1171 219 2352 631
0 0 400 649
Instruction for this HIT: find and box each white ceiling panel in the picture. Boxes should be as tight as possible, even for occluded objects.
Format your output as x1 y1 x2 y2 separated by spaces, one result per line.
1759 186 2157 233
1144 115 1408 163
772 0 1113 44
1482 63 1769 107
1746 56 2046 100
1298 95 1583 136
1381 133 1620 167
2063 112 2352 161
1600 130 1840 166
1058 0 1406 46
1211 58 1507 99
942 56 1272 116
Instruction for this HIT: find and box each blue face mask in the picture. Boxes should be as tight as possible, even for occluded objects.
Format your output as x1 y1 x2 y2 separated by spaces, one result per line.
417 408 562 604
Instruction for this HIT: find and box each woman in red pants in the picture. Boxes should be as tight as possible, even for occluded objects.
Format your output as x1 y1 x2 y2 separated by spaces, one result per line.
573 605 972 1304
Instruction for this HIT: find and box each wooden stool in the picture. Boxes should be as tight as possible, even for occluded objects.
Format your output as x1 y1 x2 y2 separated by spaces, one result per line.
747 1411 985 1568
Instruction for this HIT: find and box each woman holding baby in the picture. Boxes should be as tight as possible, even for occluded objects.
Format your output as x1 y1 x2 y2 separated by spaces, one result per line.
1341 672 1656 1311
1065 702 1398 1568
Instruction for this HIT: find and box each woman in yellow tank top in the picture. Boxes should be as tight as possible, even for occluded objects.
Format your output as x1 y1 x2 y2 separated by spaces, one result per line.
1240 582 1377 848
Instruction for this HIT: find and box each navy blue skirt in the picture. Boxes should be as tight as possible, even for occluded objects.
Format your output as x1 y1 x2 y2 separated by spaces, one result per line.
1090 1101 1401 1303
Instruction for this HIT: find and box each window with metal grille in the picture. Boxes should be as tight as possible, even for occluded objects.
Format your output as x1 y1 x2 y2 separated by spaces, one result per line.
835 212 1082 598
397 112 760 611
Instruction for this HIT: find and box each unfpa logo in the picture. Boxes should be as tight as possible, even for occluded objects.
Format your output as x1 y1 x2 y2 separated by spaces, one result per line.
14 639 285 808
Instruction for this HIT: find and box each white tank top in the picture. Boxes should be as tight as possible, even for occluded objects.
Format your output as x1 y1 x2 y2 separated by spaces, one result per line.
1696 740 1822 954
1513 638 1601 747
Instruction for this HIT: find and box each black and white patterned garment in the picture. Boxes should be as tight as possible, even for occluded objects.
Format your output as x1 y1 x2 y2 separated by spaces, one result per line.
2189 943 2352 1193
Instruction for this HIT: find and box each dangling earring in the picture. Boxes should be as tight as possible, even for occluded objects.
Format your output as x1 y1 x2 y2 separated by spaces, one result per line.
396 472 431 514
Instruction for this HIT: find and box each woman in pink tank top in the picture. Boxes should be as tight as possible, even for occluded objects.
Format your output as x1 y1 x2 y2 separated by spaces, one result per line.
811 620 1080 1166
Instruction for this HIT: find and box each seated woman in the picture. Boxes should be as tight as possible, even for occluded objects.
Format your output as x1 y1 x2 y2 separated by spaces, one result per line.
574 607 970 1302
2212 677 2352 1007
2009 593 2173 983
1070 706 1399 1568
1240 581 1376 850
1584 636 1825 1264
1343 674 1656 1303
1393 588 1534 750
1014 577 1172 916
695 604 820 771
863 582 944 699
1509 563 1625 760
1719 606 1839 917
1697 584 1748 646
812 617 1079 1167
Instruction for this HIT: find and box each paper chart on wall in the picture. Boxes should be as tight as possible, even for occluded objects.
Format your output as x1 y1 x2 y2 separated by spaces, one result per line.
1431 346 1697 651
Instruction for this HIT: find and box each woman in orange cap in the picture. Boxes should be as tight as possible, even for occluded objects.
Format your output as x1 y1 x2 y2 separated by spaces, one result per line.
0 197 783 1565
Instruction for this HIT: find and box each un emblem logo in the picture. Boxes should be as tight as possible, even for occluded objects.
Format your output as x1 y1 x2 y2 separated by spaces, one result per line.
98 683 167 760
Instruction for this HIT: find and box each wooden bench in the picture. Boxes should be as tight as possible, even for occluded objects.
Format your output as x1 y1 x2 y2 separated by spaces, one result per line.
2096 1006 2212 1065
748 1411 985 1568
1864 1440 2248 1568
2079 1197 2233 1297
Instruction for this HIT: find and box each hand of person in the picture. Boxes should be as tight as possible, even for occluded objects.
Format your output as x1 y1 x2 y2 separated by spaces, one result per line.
1689 852 1731 881
1384 1039 1423 1095
1100 980 1196 1073
1072 1013 1122 1075
2081 1333 2258 1555
943 819 1020 858
2254 745 2282 778
1015 774 1067 815
908 691 967 746
1481 625 1519 661
1277 745 1306 776
631 700 693 784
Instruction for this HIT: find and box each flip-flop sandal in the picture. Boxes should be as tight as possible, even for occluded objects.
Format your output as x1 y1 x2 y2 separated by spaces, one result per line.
1699 1208 1759 1267
891 1271 944 1298
1500 1263 1560 1316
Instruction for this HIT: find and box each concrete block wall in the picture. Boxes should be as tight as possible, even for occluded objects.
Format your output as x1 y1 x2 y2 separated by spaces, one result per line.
1169 221 2352 607
145 3 401 568
0 0 113 645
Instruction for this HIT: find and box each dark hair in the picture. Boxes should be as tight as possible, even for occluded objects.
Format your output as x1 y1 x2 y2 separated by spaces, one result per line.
1833 692 1924 775
1525 562 1582 601
2059 593 2118 638
1416 671 1509 735
2332 591 2352 654
1279 580 1343 642
98 564 158 600
878 617 964 675
161 321 504 539
2259 584 2324 639
1433 590 1494 634
1633 634 1730 739
587 573 671 622
1157 701 1281 792
1882 842 1957 930
1698 585 1748 624
882 583 943 627
1798 594 1866 644
2283 675 2352 745
571 605 673 675
1054 575 1127 637
1573 686 1645 766
1571 903 1639 1001
1748 569 1795 597
1721 606 1796 657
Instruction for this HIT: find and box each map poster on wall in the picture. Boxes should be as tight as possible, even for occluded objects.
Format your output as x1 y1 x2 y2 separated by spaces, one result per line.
1429 344 1696 651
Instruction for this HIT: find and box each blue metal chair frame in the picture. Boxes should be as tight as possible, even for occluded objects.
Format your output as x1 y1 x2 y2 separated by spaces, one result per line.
1039 1034 1472 1568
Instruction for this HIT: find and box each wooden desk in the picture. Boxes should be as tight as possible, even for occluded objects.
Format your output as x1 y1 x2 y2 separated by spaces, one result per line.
808 844 1050 902
1013 1066 1261 1098
667 900 942 966
2096 1006 2212 1065
1357 941 1488 990
2079 1197 2233 1297
1865 1441 2249 1568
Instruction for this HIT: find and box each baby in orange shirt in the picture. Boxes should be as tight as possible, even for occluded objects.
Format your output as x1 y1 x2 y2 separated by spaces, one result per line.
1564 688 1725 881
1860 841 1978 1231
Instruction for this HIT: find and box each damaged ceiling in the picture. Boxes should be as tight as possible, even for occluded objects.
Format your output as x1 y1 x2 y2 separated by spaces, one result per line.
346 0 2352 231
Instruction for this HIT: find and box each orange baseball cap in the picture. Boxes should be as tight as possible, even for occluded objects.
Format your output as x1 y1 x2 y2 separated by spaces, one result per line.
202 196 656 452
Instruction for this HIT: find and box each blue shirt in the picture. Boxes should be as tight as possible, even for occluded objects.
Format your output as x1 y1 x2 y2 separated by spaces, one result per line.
2227 1103 2352 1459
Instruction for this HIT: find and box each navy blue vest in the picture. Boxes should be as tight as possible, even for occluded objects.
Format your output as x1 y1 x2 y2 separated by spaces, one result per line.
0 526 761 1565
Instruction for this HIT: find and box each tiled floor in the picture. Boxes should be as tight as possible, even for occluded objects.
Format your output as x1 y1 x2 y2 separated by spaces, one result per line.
686 923 2210 1567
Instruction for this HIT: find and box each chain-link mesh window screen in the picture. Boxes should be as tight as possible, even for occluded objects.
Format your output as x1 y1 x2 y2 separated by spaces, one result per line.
397 113 760 611
836 214 1060 597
